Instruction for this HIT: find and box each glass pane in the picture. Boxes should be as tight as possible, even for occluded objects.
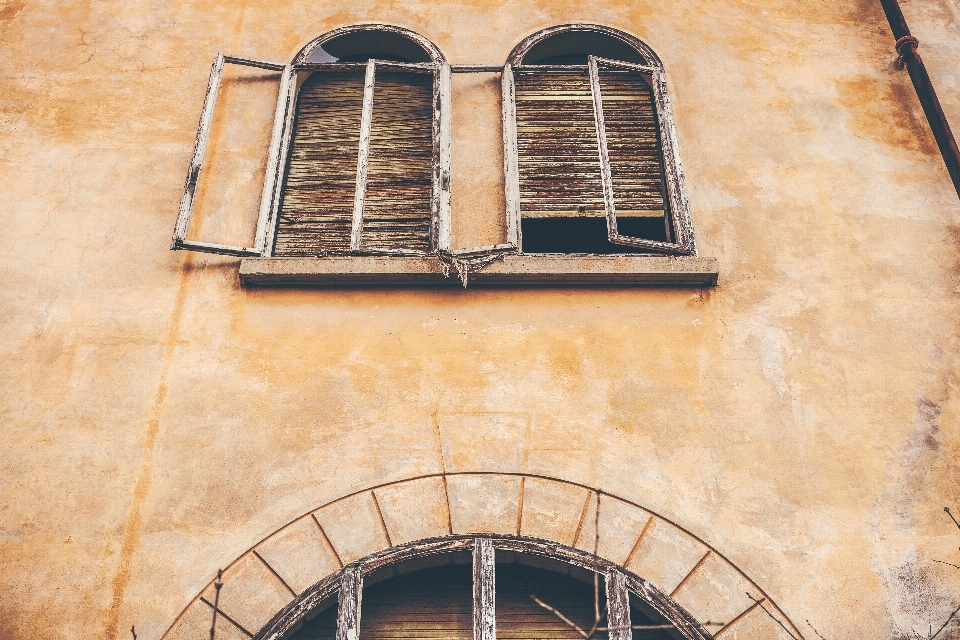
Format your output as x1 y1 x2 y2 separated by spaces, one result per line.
307 31 433 64
521 32 647 66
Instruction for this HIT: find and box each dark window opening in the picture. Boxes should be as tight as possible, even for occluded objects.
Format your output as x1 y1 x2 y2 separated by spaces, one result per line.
285 593 338 640
497 553 678 640
273 54 436 257
306 31 434 64
521 218 666 254
520 31 647 66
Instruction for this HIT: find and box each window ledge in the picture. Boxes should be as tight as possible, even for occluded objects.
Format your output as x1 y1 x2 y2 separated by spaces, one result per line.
239 255 717 287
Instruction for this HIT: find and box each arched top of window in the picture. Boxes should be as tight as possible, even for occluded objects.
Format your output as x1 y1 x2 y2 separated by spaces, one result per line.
255 537 714 640
293 24 446 66
507 25 662 69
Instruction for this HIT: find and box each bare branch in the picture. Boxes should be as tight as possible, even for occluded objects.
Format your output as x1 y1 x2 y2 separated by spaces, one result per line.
746 592 797 640
931 603 960 640
945 507 960 532
530 594 589 639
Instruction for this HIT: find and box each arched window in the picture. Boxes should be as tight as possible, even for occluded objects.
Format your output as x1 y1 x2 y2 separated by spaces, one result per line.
503 26 695 256
273 27 449 257
171 25 451 259
256 538 713 640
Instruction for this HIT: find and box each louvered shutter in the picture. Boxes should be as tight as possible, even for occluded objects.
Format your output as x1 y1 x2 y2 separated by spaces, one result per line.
273 60 440 257
511 56 692 255
171 53 290 256
514 65 606 224
274 68 365 256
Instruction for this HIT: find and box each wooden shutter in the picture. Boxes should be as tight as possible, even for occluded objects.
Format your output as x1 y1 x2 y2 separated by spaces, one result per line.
274 69 365 256
514 67 605 220
588 56 691 255
512 57 692 255
171 53 289 256
355 61 436 255
273 60 437 257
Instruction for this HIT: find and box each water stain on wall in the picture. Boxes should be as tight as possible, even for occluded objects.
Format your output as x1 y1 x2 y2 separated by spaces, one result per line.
0 0 24 23
837 76 939 156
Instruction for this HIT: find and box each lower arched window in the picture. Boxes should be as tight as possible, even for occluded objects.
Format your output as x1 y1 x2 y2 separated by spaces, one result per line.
257 538 714 640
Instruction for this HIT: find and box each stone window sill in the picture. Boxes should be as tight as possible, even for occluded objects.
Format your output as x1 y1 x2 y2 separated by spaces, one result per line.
239 255 718 287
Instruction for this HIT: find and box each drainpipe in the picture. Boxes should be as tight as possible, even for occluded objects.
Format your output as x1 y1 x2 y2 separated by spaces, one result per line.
879 0 960 199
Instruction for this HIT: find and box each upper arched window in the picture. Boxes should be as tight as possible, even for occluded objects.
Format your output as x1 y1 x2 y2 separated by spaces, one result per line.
171 25 451 259
502 26 695 255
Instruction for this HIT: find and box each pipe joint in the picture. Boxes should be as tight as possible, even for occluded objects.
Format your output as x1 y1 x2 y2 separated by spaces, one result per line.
895 35 919 54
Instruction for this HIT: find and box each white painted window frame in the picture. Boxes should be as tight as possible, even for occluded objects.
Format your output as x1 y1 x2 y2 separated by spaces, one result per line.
172 28 697 263
588 55 693 255
432 64 520 261
171 53 291 257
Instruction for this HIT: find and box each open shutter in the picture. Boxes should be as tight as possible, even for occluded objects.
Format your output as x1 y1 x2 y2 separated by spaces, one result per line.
587 56 692 255
441 62 520 262
350 59 440 256
171 53 289 256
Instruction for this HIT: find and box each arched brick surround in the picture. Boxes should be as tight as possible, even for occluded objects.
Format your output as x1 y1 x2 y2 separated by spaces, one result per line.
160 473 804 640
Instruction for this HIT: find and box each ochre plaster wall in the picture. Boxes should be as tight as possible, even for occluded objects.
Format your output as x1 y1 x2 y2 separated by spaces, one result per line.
2 0 960 639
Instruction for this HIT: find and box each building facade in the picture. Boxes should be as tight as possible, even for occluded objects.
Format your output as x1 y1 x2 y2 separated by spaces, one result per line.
2 0 960 639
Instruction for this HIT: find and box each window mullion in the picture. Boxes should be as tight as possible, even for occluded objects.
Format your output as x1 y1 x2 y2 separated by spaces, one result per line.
587 55 619 242
501 63 521 249
336 566 363 640
261 67 298 257
473 538 496 640
605 571 632 640
350 59 377 253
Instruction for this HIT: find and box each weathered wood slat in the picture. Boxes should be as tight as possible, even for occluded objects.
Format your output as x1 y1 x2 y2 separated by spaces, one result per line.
274 71 365 256
605 572 632 640
360 71 434 253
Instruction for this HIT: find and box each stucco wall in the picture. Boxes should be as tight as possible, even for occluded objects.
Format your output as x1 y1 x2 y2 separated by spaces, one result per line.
2 0 960 639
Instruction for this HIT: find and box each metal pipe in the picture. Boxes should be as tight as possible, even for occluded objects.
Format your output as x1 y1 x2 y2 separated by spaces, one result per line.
879 0 960 198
